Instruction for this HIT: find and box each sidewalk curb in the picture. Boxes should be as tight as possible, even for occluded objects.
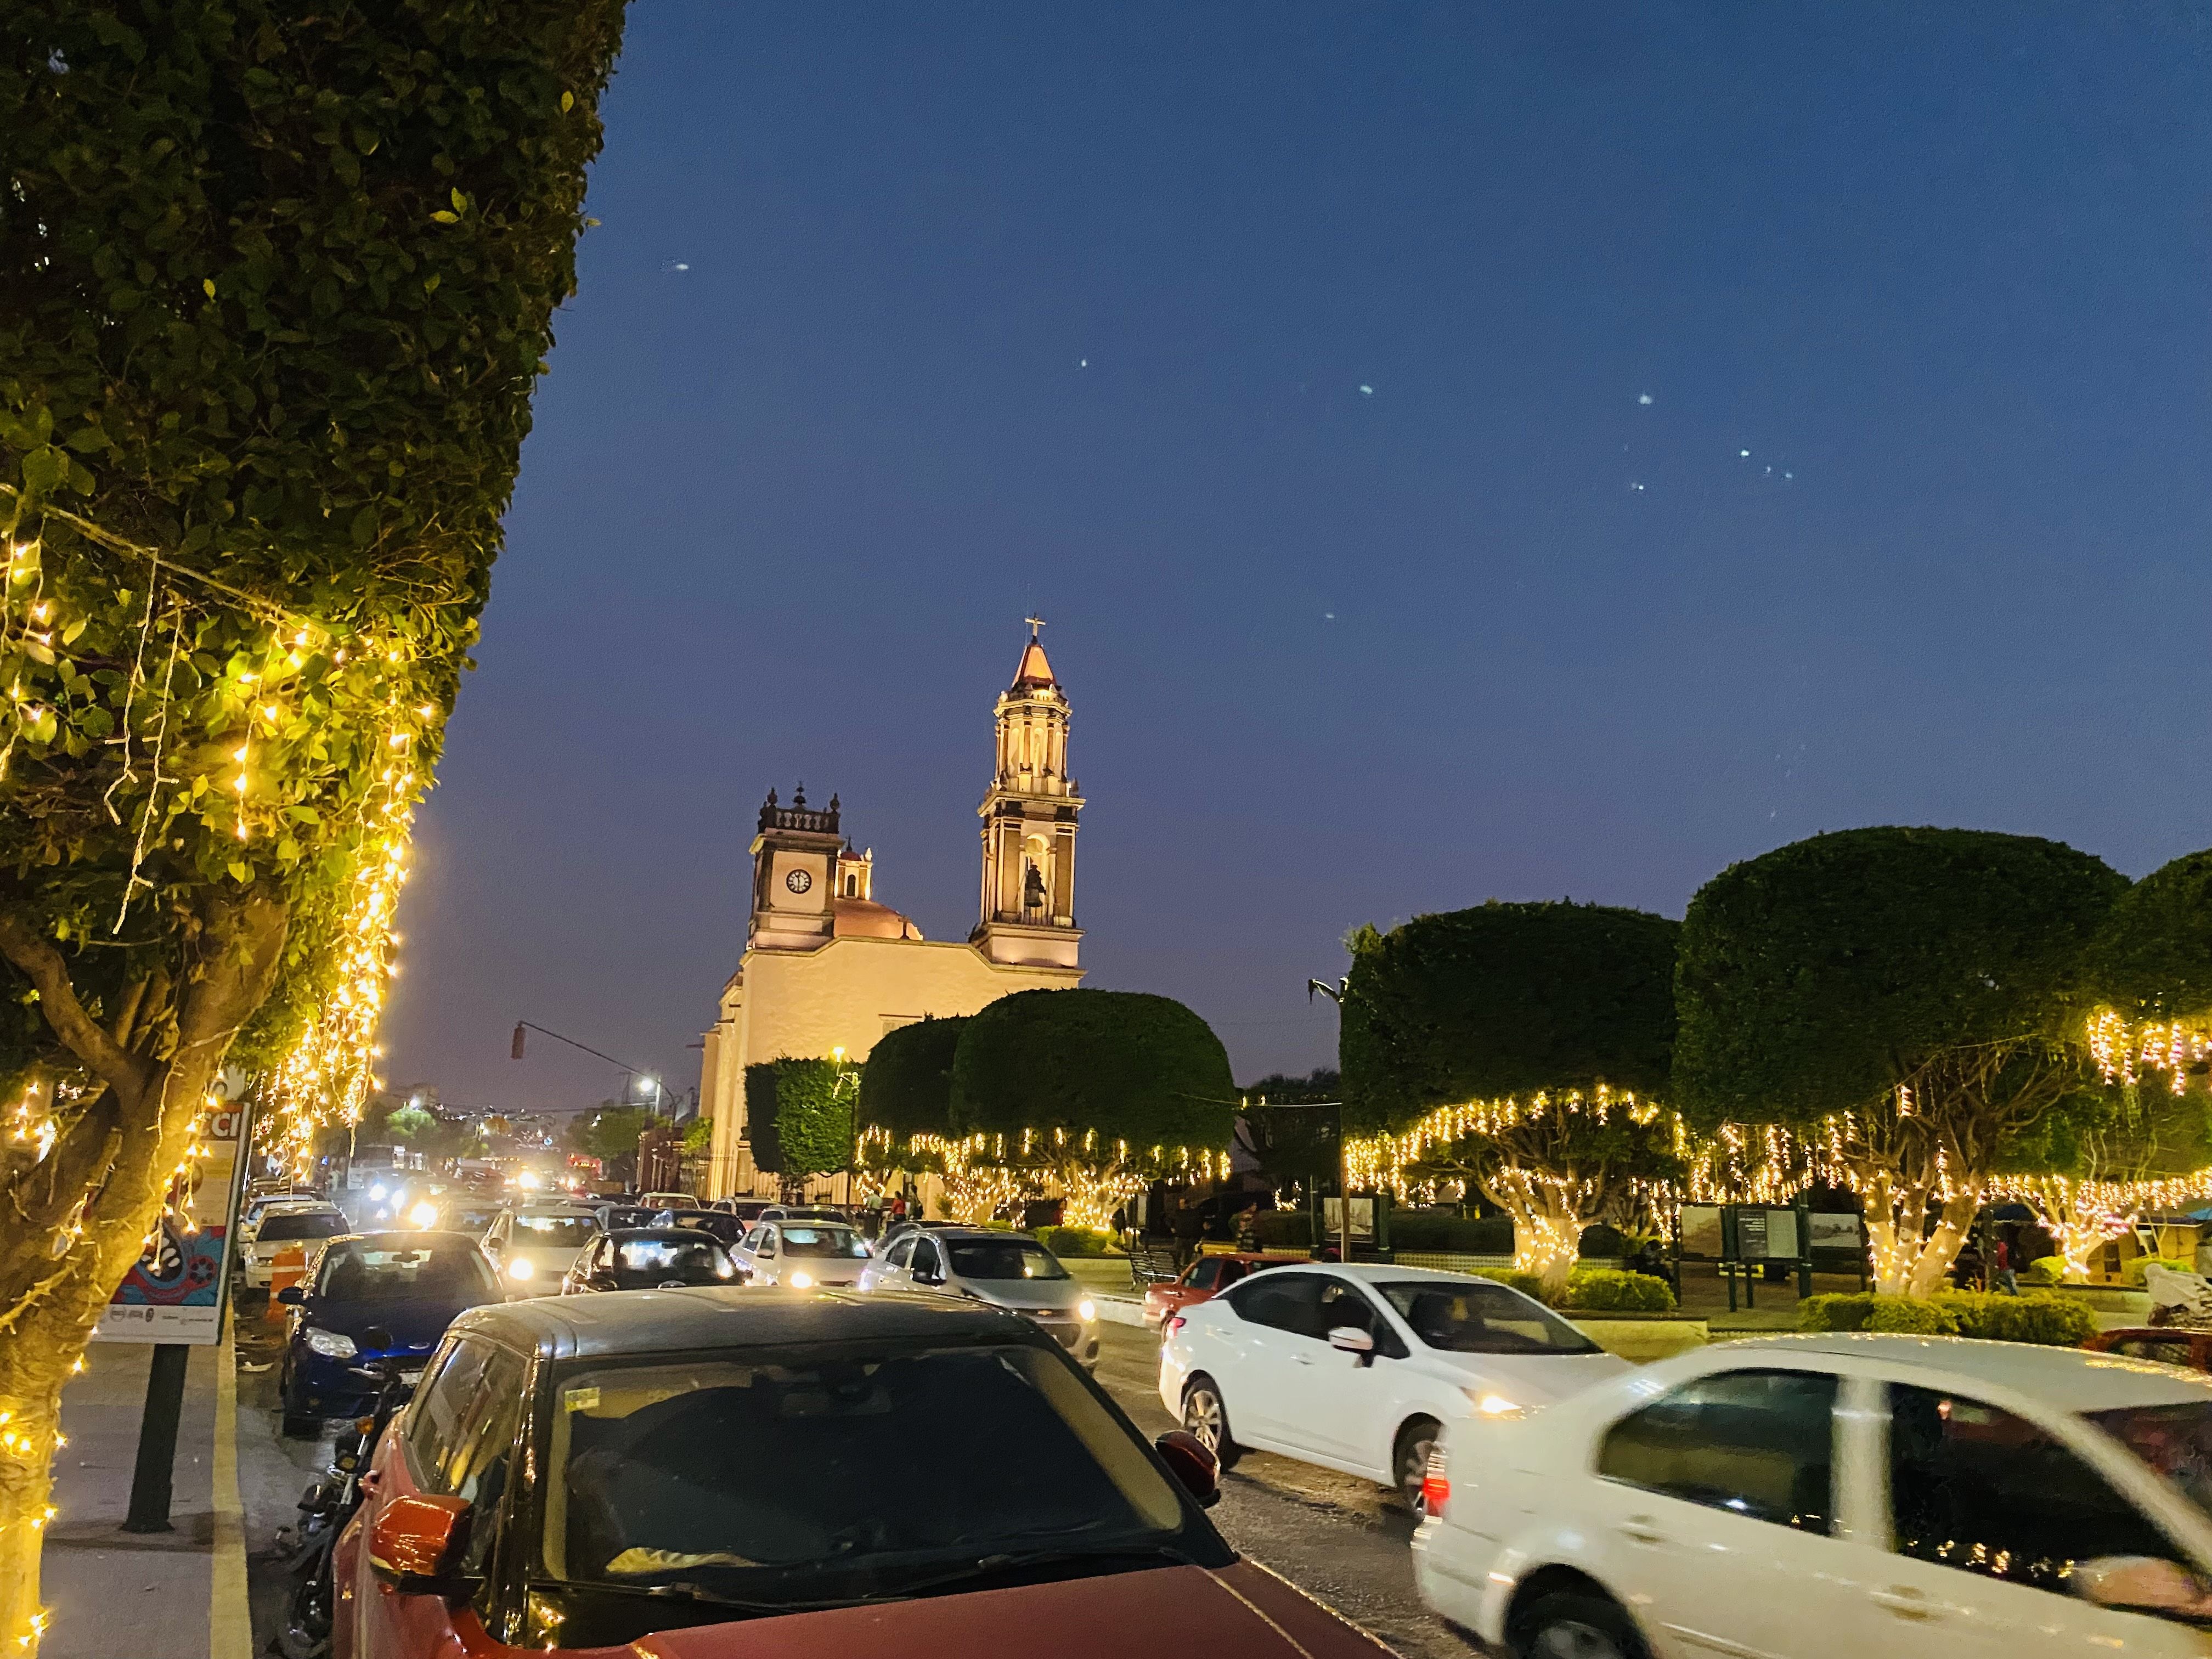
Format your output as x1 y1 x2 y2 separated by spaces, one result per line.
210 1325 252 1659
1094 1294 1147 1329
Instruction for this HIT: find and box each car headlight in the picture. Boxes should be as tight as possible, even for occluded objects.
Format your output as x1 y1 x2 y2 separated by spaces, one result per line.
1077 1299 1097 1323
787 1269 814 1290
369 1184 388 1201
506 1256 535 1281
408 1202 438 1228
714 1259 734 1279
304 1328 357 1359
1464 1388 1520 1417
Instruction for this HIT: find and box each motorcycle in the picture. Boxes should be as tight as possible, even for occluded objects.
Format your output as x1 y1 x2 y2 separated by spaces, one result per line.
275 1327 416 1659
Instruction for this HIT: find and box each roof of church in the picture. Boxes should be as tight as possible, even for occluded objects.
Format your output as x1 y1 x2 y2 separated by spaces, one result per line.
1011 635 1057 690
833 897 924 941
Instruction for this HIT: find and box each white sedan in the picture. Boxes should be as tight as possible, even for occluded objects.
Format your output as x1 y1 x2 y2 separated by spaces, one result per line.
733 1220 873 1289
1159 1263 1627 1511
1414 1331 2212 1659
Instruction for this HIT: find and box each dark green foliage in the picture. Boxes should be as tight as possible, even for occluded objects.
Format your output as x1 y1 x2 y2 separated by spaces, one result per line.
1386 1211 1516 1254
565 1103 649 1165
1557 1269 1675 1313
1340 902 1679 1135
857 1017 968 1138
746 1058 851 1180
950 990 1236 1152
1037 1226 1118 1257
1674 828 2126 1130
2087 849 2212 1020
0 0 625 1076
1799 1290 2096 1346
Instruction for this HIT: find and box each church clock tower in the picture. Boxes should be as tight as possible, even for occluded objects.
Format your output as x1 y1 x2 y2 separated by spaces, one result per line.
972 621 1083 969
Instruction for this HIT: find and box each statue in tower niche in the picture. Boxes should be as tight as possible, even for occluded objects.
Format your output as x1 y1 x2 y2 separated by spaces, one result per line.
973 619 1085 970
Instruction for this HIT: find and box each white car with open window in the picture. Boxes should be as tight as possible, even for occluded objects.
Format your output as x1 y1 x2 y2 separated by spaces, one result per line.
1414 1331 2212 1659
1158 1263 1628 1511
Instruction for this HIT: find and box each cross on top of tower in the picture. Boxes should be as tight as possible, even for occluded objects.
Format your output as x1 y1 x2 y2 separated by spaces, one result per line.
1024 614 1047 636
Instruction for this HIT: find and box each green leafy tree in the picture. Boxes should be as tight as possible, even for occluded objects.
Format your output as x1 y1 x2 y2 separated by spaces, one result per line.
746 1058 853 1184
0 5 622 1634
1239 1068 1341 1183
857 1016 967 1145
1339 901 1682 1296
384 1102 435 1142
1675 827 2124 1296
950 989 1235 1227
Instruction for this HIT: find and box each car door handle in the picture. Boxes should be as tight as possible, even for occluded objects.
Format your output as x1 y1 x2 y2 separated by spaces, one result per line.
1291 1353 1314 1365
1614 1516 1664 1545
1870 1588 1942 1621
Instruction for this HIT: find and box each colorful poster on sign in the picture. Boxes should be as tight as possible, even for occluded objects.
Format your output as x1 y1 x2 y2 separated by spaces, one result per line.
94 1098 251 1345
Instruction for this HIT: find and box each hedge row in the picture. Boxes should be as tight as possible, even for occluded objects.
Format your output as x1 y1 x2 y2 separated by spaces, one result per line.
1798 1291 2096 1346
1038 1226 1121 1258
1466 1264 1678 1313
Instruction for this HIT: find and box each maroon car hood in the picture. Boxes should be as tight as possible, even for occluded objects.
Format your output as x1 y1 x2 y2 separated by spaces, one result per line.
605 1562 1389 1659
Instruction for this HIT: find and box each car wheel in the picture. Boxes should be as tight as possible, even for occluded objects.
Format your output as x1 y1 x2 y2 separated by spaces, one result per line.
1514 1592 1650 1659
1393 1415 1440 1515
1181 1375 1243 1471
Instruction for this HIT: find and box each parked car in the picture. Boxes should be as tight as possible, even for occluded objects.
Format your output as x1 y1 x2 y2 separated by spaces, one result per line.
1414 1331 2212 1659
862 1227 1102 1372
708 1197 772 1223
2084 1327 2212 1370
1159 1263 1628 1512
274 1231 501 1437
244 1204 353 1289
733 1219 874 1289
559 1229 743 1294
649 1206 745 1245
637 1190 698 1211
332 1289 1385 1659
1143 1252 1305 1328
430 1200 500 1241
481 1204 599 1294
761 1204 847 1223
591 1202 656 1233
240 1193 324 1242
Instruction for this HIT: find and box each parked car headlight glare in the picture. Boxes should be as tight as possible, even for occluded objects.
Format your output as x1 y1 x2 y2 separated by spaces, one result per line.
1464 1389 1520 1417
787 1269 814 1290
408 1201 438 1228
304 1328 357 1359
714 1258 734 1278
1077 1299 1097 1323
506 1256 535 1281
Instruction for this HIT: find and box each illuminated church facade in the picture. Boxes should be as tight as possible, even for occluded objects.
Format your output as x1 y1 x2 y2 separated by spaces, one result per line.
698 627 1086 1197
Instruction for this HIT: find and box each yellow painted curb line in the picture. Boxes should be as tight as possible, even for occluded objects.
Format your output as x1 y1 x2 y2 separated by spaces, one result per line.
209 1324 252 1659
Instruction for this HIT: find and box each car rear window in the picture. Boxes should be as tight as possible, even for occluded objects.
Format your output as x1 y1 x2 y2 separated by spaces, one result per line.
257 1211 349 1242
780 1226 871 1259
514 1214 597 1248
317 1240 499 1303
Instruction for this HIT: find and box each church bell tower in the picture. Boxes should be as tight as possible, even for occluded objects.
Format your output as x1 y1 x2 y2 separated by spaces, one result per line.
972 621 1082 969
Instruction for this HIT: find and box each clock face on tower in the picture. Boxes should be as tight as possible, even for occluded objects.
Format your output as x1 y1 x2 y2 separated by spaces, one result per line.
785 869 813 895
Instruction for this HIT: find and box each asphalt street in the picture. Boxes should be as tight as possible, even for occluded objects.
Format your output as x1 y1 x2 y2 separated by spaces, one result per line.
233 1300 1462 1659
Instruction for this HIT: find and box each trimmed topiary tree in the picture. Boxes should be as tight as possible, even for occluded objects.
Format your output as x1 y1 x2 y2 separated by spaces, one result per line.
1339 901 1684 1299
745 1058 853 1186
949 989 1236 1228
1676 827 2125 1296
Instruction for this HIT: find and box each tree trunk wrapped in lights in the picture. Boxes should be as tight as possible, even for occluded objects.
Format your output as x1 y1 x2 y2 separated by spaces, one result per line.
1340 901 1682 1299
1676 828 2128 1297
0 3 625 1646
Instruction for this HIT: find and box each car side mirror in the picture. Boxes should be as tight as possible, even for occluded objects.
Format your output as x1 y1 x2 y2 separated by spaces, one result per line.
2074 1556 2212 1620
1328 1326 1376 1365
1154 1430 1220 1509
368 1494 476 1598
587 1273 619 1291
275 1285 305 1306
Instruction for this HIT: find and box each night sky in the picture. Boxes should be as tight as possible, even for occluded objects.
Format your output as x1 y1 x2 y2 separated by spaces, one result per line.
381 3 2212 1115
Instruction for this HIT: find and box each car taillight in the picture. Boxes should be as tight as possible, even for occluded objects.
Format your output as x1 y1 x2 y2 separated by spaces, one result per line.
1420 1448 1449 1520
1164 1314 1187 1338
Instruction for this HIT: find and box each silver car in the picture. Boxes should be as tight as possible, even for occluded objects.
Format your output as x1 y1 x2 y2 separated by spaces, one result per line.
860 1228 1101 1370
732 1220 874 1289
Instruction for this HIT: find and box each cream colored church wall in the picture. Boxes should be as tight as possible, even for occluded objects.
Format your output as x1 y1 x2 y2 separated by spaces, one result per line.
703 938 1078 1197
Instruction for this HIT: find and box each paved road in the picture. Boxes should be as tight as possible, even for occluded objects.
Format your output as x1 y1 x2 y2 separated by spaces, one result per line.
1092 1322 1464 1659
233 1302 1463 1659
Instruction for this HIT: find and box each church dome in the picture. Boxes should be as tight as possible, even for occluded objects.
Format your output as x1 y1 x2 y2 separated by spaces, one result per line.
833 897 924 941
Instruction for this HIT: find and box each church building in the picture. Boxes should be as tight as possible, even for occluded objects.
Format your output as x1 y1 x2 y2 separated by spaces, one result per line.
697 626 1086 1197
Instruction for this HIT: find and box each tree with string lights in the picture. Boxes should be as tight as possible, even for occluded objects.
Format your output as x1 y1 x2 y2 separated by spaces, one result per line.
1339 901 1683 1299
0 3 625 1643
1674 827 2125 1297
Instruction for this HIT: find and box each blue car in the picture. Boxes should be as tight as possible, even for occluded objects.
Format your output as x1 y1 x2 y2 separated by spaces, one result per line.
275 1230 501 1437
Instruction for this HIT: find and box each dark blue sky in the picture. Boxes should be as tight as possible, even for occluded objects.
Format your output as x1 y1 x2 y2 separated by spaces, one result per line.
383 2 2212 1114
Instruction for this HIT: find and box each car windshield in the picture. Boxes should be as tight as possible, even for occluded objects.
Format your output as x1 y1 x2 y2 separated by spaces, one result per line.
447 1207 498 1233
778 1226 870 1259
2086 1402 2212 1523
514 1214 597 1247
948 1239 1070 1282
539 1341 1216 1613
257 1211 349 1242
610 1237 733 1285
1376 1279 1602 1355
316 1239 499 1304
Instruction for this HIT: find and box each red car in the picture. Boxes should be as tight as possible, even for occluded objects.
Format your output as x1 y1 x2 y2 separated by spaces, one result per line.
2083 1326 2212 1369
1143 1253 1305 1328
334 1288 1388 1658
